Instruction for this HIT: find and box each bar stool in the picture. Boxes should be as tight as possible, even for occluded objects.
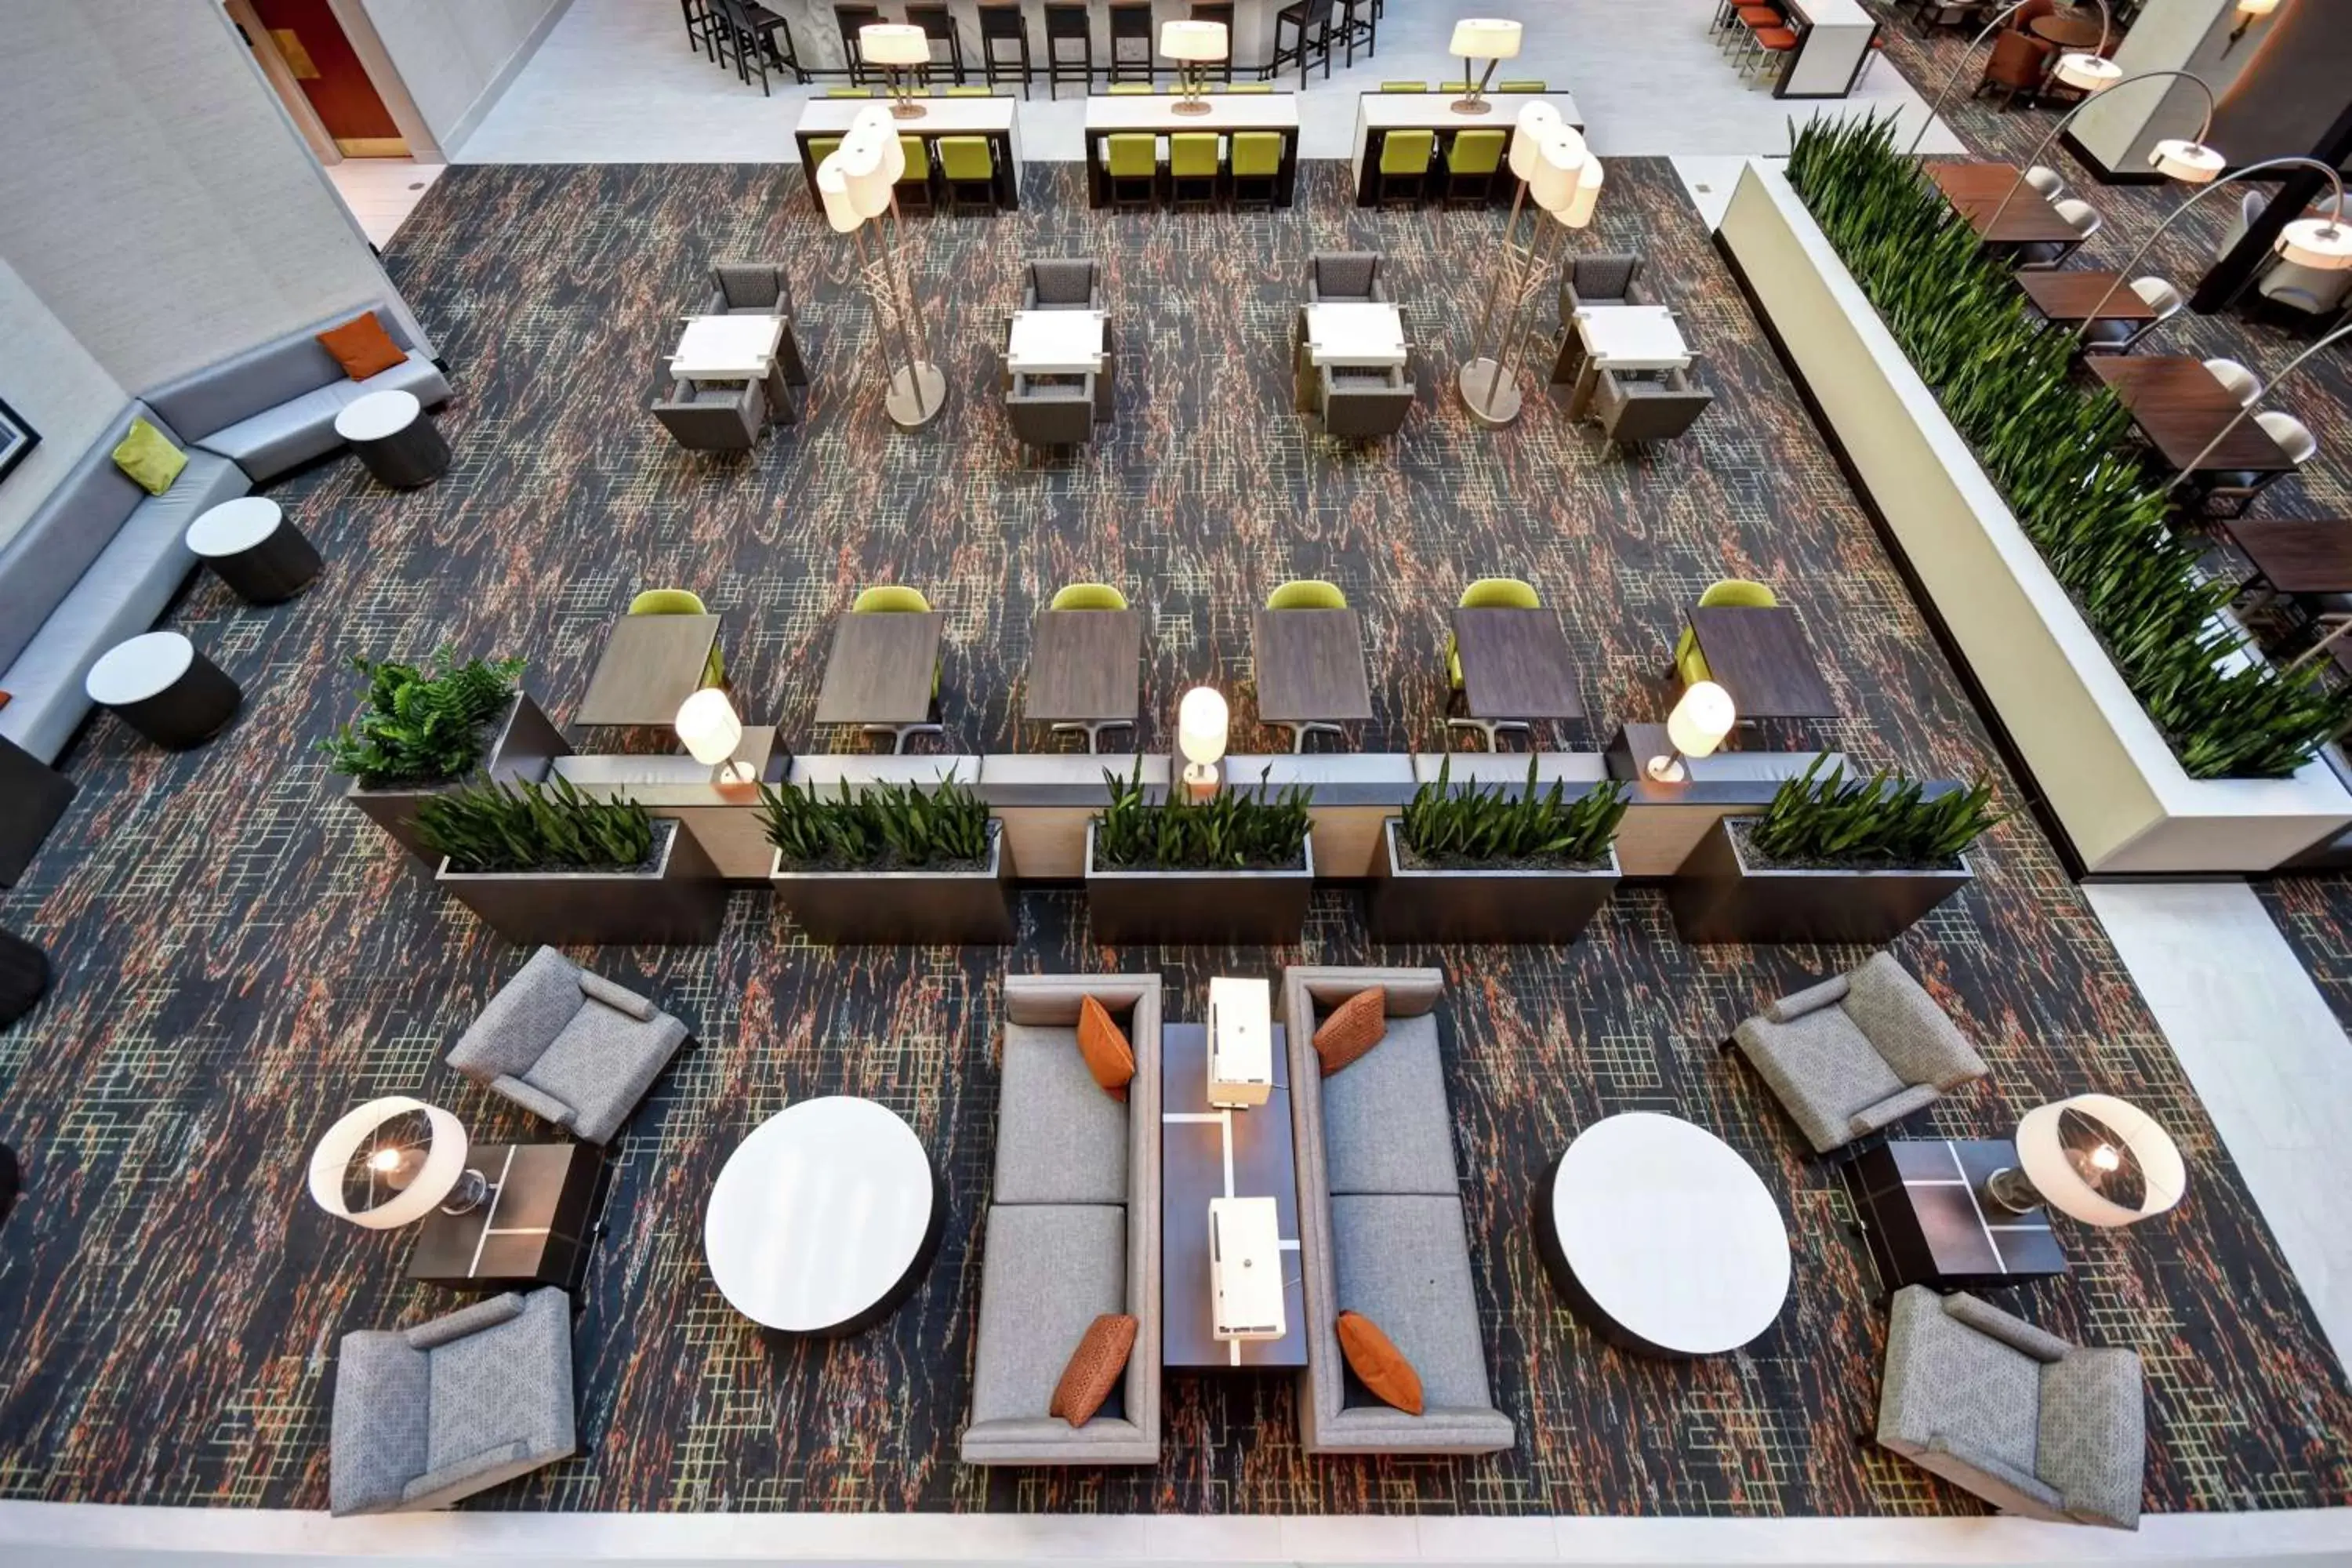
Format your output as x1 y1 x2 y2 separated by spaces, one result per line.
1442 126 1506 205
1334 0 1377 65
1374 129 1432 205
938 136 996 211
1106 134 1160 207
1231 130 1282 207
978 4 1033 97
1109 3 1153 85
905 4 965 85
1722 5 1780 55
1044 3 1093 99
1189 4 1235 82
1170 131 1221 207
897 134 935 210
1746 23 1797 80
1272 0 1335 85
834 5 881 85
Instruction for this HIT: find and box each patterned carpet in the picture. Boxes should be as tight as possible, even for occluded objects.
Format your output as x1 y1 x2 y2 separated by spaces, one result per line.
1 158 2348 1518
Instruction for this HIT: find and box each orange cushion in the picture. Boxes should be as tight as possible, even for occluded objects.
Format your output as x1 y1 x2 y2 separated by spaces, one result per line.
1076 994 1135 1102
316 311 407 382
1337 1310 1423 1415
1312 986 1386 1076
1049 1312 1137 1427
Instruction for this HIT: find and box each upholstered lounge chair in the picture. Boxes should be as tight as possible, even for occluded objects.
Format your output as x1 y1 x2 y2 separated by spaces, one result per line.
445 947 691 1144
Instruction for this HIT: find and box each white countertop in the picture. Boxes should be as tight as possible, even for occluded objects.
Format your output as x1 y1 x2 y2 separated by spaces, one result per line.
1304 302 1407 368
1354 90 1583 132
793 95 1016 135
670 314 784 379
1084 93 1299 132
1007 309 1106 375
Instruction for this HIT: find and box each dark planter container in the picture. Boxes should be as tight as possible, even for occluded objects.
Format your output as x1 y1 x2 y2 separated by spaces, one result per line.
0 927 49 1029
1083 822 1315 946
435 819 727 946
1665 818 1972 945
344 691 569 866
768 824 1014 945
1367 818 1619 944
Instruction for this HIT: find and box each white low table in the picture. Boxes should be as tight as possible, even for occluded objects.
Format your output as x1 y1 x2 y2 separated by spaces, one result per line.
84 630 242 750
1304 302 1406 368
1006 310 1106 376
334 388 449 488
1538 1112 1791 1357
670 314 786 382
704 1096 941 1336
1567 305 1692 417
186 496 320 604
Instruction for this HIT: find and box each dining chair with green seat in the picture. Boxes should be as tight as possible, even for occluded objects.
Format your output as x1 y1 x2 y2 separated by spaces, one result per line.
629 588 726 688
1375 129 1433 205
1105 132 1160 207
946 84 998 96
1107 82 1156 94
1168 131 1221 207
1675 579 1776 688
1495 78 1547 91
1442 126 1506 205
1230 130 1283 208
1218 81 1275 92
938 135 997 212
1045 583 1134 748
1443 577 1538 749
897 135 935 210
808 135 844 169
826 86 877 96
1380 80 1426 91
851 586 944 751
1264 579 1349 750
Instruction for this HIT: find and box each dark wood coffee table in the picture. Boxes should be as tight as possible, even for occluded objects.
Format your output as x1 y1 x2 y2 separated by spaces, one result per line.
1251 608 1373 744
1687 605 1838 720
408 1142 605 1293
2222 520 2352 595
814 612 944 728
2092 357 2297 475
2014 270 2160 322
1842 1138 2067 1294
2029 13 2101 48
1026 608 1143 749
1925 162 2084 244
576 614 721 727
1451 608 1585 721
1160 1022 1305 1370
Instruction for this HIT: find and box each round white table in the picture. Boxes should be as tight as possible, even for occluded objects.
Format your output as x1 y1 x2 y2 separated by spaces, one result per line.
83 630 241 750
704 1097 941 1336
334 388 449 488
187 496 321 603
1537 1112 1791 1358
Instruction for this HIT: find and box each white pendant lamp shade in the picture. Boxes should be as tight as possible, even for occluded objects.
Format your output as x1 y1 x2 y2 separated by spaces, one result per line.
1449 17 1523 60
815 155 862 234
1161 18 1229 60
1178 686 1229 768
841 135 894 218
1507 100 1563 180
859 22 930 66
2053 51 2123 93
1665 681 1735 761
2149 138 2224 183
675 688 745 768
1562 154 1605 227
2278 216 2352 270
2013 1094 2186 1228
308 1097 470 1230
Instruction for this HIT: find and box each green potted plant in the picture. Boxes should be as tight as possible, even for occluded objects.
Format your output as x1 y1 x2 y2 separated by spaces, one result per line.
323 649 566 863
417 775 724 946
760 775 1012 944
1084 761 1314 944
1369 757 1627 943
1666 757 2001 944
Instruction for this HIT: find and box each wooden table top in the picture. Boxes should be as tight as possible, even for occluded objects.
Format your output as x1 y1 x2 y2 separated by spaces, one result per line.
2029 13 2102 46
2090 358 2298 474
575 613 720 727
1925 162 2085 243
2223 520 2352 594
1689 605 1839 721
1251 608 1374 724
1025 608 1143 724
2014 269 2161 321
1451 608 1586 720
814 612 943 727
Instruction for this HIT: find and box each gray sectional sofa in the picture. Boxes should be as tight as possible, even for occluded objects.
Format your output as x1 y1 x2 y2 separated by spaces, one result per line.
1282 965 1516 1455
961 973 1163 1465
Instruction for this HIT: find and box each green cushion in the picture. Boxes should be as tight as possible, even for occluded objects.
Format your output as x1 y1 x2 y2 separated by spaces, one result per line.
111 418 187 496
808 136 843 167
1459 577 1538 611
899 136 931 181
1230 131 1282 177
947 85 996 96
826 87 874 97
1107 133 1158 178
1380 129 1433 177
1108 83 1156 95
1268 579 1345 611
1496 80 1548 92
1697 579 1777 611
855 585 931 614
1170 132 1219 178
1220 82 1274 93
938 135 993 181
629 588 708 616
1380 81 1427 92
1051 583 1128 611
1447 129 1506 177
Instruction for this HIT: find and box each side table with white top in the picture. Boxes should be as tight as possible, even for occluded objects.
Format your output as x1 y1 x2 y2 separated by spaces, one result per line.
1564 306 1691 419
1303 302 1408 368
187 496 321 604
670 314 800 426
1005 309 1111 422
84 631 242 750
335 389 450 489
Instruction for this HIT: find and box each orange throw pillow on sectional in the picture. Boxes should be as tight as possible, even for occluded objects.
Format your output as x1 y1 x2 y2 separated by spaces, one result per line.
316 312 406 382
1312 985 1387 1076
1049 1312 1138 1427
1338 1310 1424 1415
1076 993 1135 1101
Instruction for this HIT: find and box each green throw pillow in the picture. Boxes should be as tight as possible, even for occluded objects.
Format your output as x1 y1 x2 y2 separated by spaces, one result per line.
111 418 187 496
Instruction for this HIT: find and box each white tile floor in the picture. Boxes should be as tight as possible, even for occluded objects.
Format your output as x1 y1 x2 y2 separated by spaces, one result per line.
322 157 447 247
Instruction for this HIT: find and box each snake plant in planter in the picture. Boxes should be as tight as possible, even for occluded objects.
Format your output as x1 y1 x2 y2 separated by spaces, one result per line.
322 648 569 866
417 777 724 946
1086 760 1316 944
1668 756 2002 944
760 775 1012 945
1370 757 1629 943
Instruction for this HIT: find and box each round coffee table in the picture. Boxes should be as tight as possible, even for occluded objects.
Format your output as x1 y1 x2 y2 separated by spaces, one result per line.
335 388 450 488
1537 1112 1791 1358
704 1097 942 1336
187 496 321 604
83 631 241 750
2029 13 2102 48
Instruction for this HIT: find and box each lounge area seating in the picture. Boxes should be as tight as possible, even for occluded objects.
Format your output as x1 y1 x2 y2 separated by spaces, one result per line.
702 260 810 413
1594 365 1712 445
961 972 1163 1465
1730 952 1989 1154
1552 254 1655 385
329 1288 577 1516
444 947 691 1145
1282 965 1515 1455
1876 1285 2146 1529
652 376 767 450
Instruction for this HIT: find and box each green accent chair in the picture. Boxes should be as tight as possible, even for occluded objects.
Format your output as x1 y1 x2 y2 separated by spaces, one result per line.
1496 79 1548 91
851 586 944 751
1264 579 1348 749
1046 583 1134 747
1675 579 1777 688
1169 131 1221 207
898 134 935 210
1105 132 1160 207
1376 129 1433 205
808 135 843 168
1443 127 1507 206
629 588 725 688
1230 130 1283 207
1380 80 1427 91
938 135 996 211
1445 578 1541 750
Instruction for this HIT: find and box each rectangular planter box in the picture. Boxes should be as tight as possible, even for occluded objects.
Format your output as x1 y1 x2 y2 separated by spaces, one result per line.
768 825 1014 945
1367 818 1618 944
1664 817 1969 946
435 819 727 946
1083 822 1314 946
345 691 570 866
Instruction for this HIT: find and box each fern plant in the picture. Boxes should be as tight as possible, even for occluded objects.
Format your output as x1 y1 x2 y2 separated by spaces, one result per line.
757 776 994 871
1745 757 2002 869
1092 760 1312 871
414 776 655 873
1399 757 1628 869
320 648 524 789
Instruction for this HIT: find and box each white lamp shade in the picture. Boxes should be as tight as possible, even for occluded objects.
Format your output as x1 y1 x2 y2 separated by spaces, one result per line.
1556 154 1606 228
1508 100 1563 180
2014 1094 2186 1227
841 136 895 219
815 154 862 234
1160 19 1229 61
2278 216 2352 269
2053 52 2123 93
1178 686 1229 767
1665 681 1735 760
1449 17 1523 59
307 1097 469 1230
675 688 744 767
2236 0 2279 14
859 22 930 66
2148 138 2224 183
1527 131 1587 212
851 103 895 135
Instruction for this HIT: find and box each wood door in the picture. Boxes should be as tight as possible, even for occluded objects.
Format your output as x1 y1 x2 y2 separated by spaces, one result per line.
249 0 406 156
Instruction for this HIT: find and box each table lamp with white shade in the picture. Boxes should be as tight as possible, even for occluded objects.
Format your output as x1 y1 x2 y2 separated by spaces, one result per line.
860 23 932 118
676 688 753 785
1178 686 1228 800
1160 19 1228 115
1647 681 1735 782
1985 1094 2187 1226
308 1096 487 1229
1448 17 1524 114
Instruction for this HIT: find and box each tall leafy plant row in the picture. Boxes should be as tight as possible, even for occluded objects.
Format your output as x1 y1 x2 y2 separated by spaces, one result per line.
1785 113 2352 779
1094 762 1313 871
415 777 656 873
1400 757 1629 867
757 776 994 869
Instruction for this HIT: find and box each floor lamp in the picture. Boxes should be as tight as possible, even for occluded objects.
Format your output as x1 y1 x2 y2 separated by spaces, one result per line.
1459 103 1596 427
1904 0 2114 156
2172 314 2352 500
1982 69 2220 235
2074 154 2346 341
815 109 946 430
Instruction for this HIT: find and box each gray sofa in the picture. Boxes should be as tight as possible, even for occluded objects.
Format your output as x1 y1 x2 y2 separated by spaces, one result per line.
1282 966 1515 1455
961 973 1163 1465
445 947 691 1145
1878 1286 2145 1529
0 403 249 764
143 304 448 481
329 1287 577 1516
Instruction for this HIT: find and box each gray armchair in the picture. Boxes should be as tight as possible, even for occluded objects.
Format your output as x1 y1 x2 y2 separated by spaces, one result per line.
704 260 810 387
1594 365 1711 446
1878 1287 2144 1530
1559 253 1653 316
1730 952 1987 1154
652 376 766 450
1309 251 1385 303
445 946 691 1144
330 1289 576 1516
1319 365 1413 439
1007 373 1097 447
1024 256 1102 312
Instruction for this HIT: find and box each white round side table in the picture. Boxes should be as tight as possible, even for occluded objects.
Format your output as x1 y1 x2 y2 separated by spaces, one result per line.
335 388 449 488
187 496 321 604
83 630 241 750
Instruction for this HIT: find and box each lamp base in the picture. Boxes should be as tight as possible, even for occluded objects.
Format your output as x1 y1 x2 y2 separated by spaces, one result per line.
1457 358 1523 427
1171 96 1213 115
713 757 757 786
1450 94 1494 114
1984 1166 2044 1215
441 1167 492 1215
885 363 948 430
1182 760 1220 801
890 98 927 119
1645 754 1687 783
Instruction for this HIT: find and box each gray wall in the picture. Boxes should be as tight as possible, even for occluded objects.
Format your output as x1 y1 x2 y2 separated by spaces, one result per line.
352 0 568 154
0 260 125 550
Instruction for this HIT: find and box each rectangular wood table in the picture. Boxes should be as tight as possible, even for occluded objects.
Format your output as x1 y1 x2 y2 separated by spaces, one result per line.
2014 270 2161 322
2222 519 2352 595
575 613 721 727
408 1143 604 1293
1084 93 1301 208
1450 607 1585 721
1842 1139 2067 1294
1251 607 1374 735
2090 357 2298 474
815 612 943 728
1687 605 1838 720
1925 162 2083 244
793 94 1022 211
1025 608 1142 748
1160 1021 1305 1370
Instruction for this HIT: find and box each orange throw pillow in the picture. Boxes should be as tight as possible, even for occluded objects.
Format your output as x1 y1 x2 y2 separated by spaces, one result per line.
1338 1310 1423 1416
1049 1312 1137 1427
1076 993 1135 1102
316 312 406 382
1313 986 1387 1076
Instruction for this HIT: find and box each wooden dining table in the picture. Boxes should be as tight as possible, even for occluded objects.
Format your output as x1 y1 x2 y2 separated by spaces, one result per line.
1925 162 2084 244
2090 358 2298 475
1251 607 1373 746
1025 608 1143 750
575 613 721 727
2220 520 2352 596
815 612 943 729
2014 270 2160 323
1450 608 1585 723
1687 605 1839 721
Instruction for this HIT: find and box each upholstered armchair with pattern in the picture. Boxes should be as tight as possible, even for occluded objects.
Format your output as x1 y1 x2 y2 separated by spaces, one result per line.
1877 1287 2145 1530
445 947 690 1145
